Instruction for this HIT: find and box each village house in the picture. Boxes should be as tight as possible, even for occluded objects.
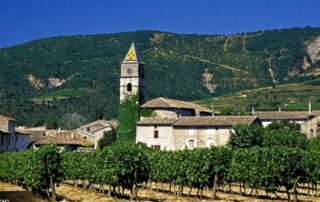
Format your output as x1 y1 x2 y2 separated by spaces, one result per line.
72 119 118 149
0 114 30 152
33 133 92 152
136 116 260 150
253 103 320 138
141 97 213 118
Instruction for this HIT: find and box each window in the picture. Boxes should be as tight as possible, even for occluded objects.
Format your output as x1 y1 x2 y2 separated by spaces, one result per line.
189 139 195 149
87 127 90 132
152 145 161 150
16 136 18 142
311 129 314 135
127 83 132 92
154 125 157 129
154 130 159 139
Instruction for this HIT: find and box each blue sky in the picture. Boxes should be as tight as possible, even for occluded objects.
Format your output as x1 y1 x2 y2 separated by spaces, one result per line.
1 0 320 48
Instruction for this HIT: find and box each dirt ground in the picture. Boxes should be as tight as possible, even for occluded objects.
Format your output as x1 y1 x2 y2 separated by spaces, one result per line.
1 181 320 202
0 182 47 202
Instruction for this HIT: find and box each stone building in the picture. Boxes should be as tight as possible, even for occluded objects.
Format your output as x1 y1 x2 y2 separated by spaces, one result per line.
72 120 118 149
253 104 320 138
136 116 260 150
253 111 315 127
33 133 92 152
0 114 30 152
120 42 145 104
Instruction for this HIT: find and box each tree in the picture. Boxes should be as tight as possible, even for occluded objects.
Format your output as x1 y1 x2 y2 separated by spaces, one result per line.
117 93 154 142
228 124 264 148
266 120 301 131
98 126 117 149
263 128 308 149
117 94 140 142
61 112 85 129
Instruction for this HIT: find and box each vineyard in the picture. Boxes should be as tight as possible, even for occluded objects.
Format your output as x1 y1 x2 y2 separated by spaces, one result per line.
0 137 320 202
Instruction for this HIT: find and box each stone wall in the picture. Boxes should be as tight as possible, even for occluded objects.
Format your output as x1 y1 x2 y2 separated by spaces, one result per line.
154 108 195 118
172 127 231 150
301 116 320 139
136 125 174 150
0 119 9 133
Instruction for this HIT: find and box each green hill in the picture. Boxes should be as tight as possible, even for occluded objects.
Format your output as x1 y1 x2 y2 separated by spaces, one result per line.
0 27 320 128
197 78 320 115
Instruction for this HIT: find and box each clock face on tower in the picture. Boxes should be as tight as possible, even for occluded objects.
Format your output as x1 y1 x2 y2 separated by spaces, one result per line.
127 68 132 75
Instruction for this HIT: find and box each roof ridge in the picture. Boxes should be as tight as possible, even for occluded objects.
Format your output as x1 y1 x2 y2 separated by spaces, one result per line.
159 97 173 107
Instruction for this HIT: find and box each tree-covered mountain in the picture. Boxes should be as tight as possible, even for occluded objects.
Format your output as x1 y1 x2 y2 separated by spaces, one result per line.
0 27 320 128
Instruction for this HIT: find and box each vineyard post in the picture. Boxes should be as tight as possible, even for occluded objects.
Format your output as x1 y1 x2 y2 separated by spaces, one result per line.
45 154 57 201
212 172 218 200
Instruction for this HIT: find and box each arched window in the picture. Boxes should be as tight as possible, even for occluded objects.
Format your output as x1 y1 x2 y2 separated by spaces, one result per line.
127 83 132 92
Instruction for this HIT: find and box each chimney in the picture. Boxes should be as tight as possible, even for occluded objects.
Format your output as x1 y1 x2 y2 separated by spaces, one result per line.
252 107 255 115
278 107 281 112
309 100 312 113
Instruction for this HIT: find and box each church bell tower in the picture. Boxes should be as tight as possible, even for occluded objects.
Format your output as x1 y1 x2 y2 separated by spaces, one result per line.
120 42 145 104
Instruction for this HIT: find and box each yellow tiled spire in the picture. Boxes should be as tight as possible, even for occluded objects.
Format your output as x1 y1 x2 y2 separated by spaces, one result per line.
123 42 141 62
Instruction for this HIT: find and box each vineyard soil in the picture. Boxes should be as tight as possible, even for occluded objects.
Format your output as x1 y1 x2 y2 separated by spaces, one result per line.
1 181 320 202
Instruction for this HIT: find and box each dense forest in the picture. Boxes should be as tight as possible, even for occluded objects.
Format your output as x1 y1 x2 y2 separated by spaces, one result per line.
0 27 320 128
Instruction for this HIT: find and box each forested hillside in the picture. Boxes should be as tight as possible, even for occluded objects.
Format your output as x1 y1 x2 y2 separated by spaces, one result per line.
0 27 320 128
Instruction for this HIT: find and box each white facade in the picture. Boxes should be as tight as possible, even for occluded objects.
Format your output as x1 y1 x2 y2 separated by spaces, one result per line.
136 124 235 151
260 120 306 127
136 125 174 150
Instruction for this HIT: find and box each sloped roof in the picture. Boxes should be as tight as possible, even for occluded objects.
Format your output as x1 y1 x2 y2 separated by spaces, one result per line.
141 97 212 113
138 117 179 125
16 129 46 143
76 119 118 133
137 116 258 127
123 42 142 63
173 116 259 127
254 111 317 120
0 114 16 122
34 135 92 146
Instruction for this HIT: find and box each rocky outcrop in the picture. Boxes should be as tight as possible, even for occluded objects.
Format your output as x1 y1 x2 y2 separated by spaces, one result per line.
306 36 320 63
26 74 45 89
48 77 66 88
302 56 311 70
27 74 71 89
202 69 216 93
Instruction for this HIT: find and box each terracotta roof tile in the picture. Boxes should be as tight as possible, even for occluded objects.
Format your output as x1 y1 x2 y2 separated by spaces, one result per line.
137 117 179 125
0 114 16 122
254 111 318 120
34 135 92 146
173 116 258 127
141 97 212 113
137 116 258 127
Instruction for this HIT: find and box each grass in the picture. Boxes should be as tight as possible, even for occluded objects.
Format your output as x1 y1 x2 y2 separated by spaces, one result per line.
32 88 89 102
197 78 320 114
